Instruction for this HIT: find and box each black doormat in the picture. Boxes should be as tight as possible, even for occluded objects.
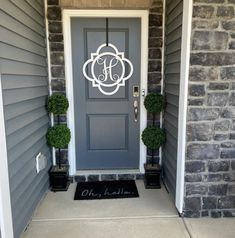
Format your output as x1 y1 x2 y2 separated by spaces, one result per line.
74 180 139 200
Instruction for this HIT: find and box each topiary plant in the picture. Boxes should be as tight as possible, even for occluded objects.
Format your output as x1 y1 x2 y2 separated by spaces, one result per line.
142 92 166 166
144 93 165 114
142 126 165 166
47 125 71 149
47 93 69 115
46 124 71 169
142 126 165 150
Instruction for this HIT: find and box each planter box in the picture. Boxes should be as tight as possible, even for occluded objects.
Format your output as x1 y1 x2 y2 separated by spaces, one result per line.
49 165 70 191
144 164 161 189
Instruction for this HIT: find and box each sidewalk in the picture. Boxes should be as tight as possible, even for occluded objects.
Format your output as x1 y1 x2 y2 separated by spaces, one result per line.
22 217 235 238
21 181 235 238
184 218 235 238
22 218 189 238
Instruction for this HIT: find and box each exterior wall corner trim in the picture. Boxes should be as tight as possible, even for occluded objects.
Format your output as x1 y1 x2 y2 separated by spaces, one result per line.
0 75 14 238
175 0 193 214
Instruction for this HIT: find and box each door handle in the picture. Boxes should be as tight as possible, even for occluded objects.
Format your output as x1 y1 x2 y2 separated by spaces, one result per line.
134 100 138 122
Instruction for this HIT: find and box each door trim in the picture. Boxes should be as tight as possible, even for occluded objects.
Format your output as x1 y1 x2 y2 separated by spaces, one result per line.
63 10 149 175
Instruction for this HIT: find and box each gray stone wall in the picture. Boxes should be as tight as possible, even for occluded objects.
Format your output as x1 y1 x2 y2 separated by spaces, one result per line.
59 0 153 8
184 0 235 217
47 0 67 164
46 0 163 169
148 0 163 163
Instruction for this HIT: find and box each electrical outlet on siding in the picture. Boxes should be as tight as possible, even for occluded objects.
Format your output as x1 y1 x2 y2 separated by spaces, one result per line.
35 153 47 173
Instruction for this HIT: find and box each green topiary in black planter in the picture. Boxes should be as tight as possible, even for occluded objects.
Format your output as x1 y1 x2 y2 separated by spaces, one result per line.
142 92 166 189
46 93 71 191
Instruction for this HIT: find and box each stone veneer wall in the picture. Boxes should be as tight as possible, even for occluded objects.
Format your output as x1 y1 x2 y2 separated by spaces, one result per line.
59 0 153 8
46 0 163 180
184 0 235 217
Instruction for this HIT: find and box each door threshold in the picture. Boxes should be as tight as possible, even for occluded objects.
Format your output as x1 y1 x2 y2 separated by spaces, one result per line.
76 169 141 175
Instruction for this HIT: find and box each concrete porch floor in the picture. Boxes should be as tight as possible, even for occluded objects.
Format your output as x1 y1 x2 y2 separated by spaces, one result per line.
22 181 235 238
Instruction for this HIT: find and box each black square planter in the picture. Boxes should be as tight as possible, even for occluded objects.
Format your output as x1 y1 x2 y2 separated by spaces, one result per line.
49 165 70 191
144 164 161 189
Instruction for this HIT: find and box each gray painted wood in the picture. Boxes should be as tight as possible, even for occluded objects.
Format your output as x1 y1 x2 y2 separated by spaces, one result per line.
71 18 141 170
163 0 183 201
0 1 50 237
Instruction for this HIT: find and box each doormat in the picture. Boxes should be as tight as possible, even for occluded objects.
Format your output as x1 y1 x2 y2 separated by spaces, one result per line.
74 180 139 200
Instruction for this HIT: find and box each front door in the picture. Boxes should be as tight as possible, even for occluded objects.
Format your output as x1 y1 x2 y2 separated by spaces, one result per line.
71 18 141 170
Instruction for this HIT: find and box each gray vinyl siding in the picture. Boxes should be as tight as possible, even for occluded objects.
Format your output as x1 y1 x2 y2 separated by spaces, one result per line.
163 0 183 200
0 0 50 237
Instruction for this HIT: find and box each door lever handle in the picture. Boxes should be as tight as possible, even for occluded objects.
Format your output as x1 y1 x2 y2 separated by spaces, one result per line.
134 100 138 122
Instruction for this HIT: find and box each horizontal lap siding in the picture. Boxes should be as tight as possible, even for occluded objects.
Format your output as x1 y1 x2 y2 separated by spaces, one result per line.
0 1 50 237
163 0 183 201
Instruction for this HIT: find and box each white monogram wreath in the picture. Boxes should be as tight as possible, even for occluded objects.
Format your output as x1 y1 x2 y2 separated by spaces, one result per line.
83 43 133 96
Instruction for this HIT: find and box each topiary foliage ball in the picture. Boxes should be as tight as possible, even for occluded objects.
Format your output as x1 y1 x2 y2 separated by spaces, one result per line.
47 93 69 115
46 125 71 148
144 93 165 114
141 126 165 150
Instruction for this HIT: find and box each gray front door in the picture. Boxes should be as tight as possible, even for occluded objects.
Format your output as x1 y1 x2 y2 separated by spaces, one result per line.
71 18 141 170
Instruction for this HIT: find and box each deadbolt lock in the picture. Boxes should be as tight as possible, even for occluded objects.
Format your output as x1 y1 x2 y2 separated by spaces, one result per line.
133 85 139 97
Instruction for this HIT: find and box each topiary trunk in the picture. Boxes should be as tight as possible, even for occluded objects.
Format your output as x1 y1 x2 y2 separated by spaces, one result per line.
57 115 61 169
151 113 156 166
151 149 155 166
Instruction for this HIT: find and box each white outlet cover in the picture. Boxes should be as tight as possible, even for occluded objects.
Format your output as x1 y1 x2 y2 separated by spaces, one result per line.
36 153 47 173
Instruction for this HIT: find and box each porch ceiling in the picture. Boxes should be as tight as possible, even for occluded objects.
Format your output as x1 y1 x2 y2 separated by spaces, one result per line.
59 0 154 9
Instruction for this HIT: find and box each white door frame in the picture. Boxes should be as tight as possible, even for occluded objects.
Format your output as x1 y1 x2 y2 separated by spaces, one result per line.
175 0 193 214
0 75 14 238
63 10 149 175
